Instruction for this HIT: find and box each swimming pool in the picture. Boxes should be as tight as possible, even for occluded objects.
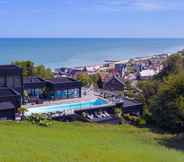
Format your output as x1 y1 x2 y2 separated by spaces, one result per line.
26 98 109 115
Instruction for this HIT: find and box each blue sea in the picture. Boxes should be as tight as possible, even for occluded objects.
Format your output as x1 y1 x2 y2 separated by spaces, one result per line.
0 38 184 68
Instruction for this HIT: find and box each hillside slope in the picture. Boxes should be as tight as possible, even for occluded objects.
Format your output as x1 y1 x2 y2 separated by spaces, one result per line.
0 122 183 162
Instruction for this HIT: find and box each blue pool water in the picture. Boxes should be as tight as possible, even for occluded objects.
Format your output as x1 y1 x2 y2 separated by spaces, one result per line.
26 98 108 115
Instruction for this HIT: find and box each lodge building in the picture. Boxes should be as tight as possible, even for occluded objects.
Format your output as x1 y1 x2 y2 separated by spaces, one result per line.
0 65 82 120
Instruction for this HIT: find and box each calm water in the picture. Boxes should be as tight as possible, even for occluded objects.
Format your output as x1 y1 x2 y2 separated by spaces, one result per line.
1 38 184 68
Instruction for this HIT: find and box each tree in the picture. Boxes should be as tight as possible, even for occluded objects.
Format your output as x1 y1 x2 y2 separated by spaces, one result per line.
114 107 123 118
12 60 53 79
96 73 103 89
34 65 53 79
13 60 34 77
18 106 28 120
114 107 125 124
76 73 92 87
138 80 159 105
137 53 184 132
150 73 184 132
156 54 184 80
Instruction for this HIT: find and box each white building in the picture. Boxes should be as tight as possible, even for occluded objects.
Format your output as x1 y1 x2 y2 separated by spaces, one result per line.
140 69 157 80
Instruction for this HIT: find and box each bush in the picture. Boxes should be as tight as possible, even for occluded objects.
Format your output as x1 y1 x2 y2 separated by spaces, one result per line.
137 117 146 126
123 114 145 126
17 107 28 120
39 120 51 127
114 107 123 118
27 113 52 127
150 73 184 132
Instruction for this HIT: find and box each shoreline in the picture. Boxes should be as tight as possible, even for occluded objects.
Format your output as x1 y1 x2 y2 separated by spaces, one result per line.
0 38 184 69
48 46 184 70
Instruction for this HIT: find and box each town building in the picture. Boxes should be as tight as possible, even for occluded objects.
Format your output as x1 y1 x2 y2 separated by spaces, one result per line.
103 75 125 91
0 65 23 119
0 65 82 119
46 78 82 100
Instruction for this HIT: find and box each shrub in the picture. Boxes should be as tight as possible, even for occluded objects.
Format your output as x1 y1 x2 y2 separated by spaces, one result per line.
150 73 184 132
137 117 146 126
123 114 145 126
114 107 123 118
17 107 28 120
27 113 52 127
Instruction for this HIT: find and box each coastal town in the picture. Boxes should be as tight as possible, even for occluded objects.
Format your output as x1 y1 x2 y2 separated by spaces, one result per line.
0 51 169 123
55 53 168 84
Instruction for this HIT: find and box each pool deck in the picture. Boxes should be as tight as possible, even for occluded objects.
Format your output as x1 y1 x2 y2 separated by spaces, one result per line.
25 95 109 109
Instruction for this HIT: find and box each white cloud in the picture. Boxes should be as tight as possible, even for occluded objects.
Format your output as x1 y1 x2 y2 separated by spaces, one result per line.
92 0 184 12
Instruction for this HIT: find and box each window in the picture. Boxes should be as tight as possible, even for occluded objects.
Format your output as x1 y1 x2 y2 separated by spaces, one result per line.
6 75 15 88
26 88 43 98
68 88 80 98
55 90 68 99
0 76 5 87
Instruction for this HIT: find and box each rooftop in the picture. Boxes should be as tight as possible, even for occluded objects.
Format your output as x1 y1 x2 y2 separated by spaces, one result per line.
140 69 156 77
23 76 47 89
46 77 82 90
24 76 46 84
47 77 79 84
104 75 125 86
123 98 142 108
0 64 22 74
0 64 20 69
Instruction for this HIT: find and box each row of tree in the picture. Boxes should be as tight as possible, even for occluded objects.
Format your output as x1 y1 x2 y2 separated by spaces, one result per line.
138 52 184 133
13 60 53 79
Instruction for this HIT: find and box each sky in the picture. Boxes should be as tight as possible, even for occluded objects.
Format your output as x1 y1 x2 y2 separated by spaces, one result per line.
0 0 184 38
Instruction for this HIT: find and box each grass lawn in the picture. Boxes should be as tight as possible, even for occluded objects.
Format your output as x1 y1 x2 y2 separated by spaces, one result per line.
0 121 183 162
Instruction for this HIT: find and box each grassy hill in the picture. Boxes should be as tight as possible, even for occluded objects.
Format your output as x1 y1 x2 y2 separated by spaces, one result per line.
0 121 183 162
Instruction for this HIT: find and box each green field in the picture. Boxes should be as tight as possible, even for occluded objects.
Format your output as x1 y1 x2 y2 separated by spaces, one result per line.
0 121 183 162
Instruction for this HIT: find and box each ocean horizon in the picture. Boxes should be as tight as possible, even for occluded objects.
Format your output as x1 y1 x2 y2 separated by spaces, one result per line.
1 38 184 69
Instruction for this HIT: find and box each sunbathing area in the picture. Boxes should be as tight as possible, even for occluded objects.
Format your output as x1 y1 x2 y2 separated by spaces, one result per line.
82 111 114 122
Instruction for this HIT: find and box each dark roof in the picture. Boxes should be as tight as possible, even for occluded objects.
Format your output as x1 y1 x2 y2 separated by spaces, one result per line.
0 64 22 74
24 76 47 89
47 77 77 84
104 75 125 86
24 76 46 84
123 98 142 107
0 102 15 110
103 75 125 91
47 77 82 90
0 64 20 69
113 75 125 85
122 98 143 113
